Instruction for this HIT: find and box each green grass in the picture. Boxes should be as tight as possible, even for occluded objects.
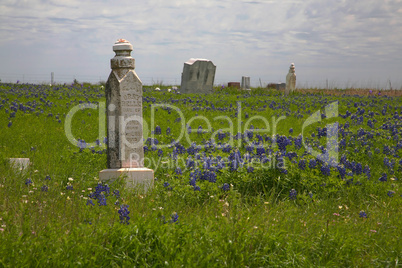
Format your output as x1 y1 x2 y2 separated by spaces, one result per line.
0 83 401 267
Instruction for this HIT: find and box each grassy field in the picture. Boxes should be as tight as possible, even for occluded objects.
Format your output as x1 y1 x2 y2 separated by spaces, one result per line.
0 82 401 267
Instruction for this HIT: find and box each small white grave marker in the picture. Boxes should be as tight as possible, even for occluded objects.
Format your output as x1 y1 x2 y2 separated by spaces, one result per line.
9 158 30 172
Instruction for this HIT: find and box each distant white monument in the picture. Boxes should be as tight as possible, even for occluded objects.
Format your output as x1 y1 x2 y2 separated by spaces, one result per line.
180 58 216 93
285 63 296 95
241 76 250 90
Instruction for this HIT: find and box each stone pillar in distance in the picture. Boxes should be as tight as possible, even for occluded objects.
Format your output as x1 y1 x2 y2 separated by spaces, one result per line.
241 76 250 90
99 39 154 192
285 63 296 95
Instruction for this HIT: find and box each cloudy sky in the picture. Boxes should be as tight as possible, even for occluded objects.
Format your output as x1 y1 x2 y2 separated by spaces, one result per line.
1 0 401 88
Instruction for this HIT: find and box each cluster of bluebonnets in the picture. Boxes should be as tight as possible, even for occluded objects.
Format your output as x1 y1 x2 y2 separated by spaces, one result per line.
2 82 401 223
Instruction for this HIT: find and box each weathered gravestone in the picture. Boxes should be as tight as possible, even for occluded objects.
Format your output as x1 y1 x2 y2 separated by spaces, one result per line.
241 76 250 90
285 63 296 95
180 58 216 93
276 83 286 91
99 39 154 192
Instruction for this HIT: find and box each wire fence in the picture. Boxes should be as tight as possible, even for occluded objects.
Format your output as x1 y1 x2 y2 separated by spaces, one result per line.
1 73 401 90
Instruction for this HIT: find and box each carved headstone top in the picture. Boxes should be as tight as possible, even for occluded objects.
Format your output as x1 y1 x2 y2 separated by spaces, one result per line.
288 63 295 74
111 39 135 70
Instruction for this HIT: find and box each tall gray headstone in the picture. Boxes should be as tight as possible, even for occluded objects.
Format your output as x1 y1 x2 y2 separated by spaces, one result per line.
180 58 216 93
99 39 153 192
241 76 250 90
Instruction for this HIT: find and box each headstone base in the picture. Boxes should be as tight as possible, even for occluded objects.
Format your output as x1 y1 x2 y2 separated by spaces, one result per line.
99 168 154 192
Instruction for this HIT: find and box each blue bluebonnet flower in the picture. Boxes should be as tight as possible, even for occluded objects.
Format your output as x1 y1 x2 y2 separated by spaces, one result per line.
163 182 170 188
158 149 163 157
309 159 317 169
45 175 51 180
118 204 130 224
7 121 12 127
383 145 391 155
379 173 387 182
86 199 95 206
387 191 395 197
256 146 265 156
320 164 331 176
247 166 254 173
289 189 297 200
359 211 367 218
175 167 182 175
337 165 346 179
170 212 179 224
194 185 201 191
186 156 195 168
98 193 107 206
355 163 363 175
246 130 253 140
166 127 171 135
113 189 120 199
77 139 86 150
197 126 203 135
294 135 302 149
25 178 32 186
189 177 196 186
308 192 313 198
155 125 161 135
202 170 217 183
363 165 371 179
66 185 73 190
276 135 290 152
88 183 110 205
298 159 306 170
289 128 293 134
41 185 48 192
221 183 230 191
